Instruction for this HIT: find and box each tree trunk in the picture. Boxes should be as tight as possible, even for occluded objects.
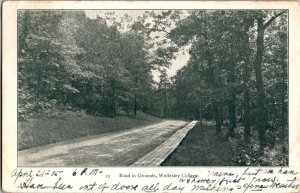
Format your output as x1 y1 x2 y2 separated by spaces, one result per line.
213 101 221 134
18 11 29 56
240 25 252 144
220 105 224 125
280 60 287 139
252 11 286 147
134 95 137 116
244 90 251 143
112 81 116 116
125 102 129 116
206 48 220 132
228 95 236 137
104 85 108 116
204 26 221 133
36 60 43 99
254 17 267 148
227 58 237 138
199 102 203 126
164 90 167 118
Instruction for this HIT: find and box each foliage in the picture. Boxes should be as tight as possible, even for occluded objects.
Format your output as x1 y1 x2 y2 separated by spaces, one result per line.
18 10 156 119
18 10 288 164
154 10 287 147
230 126 288 166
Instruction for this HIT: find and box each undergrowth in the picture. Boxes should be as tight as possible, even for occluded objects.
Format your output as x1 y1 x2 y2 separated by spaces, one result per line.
230 125 288 166
163 121 288 166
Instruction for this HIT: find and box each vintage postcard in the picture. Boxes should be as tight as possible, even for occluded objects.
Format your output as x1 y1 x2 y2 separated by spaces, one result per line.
2 1 300 192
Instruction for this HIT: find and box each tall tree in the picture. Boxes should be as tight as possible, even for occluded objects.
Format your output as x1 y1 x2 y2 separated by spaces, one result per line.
252 10 286 147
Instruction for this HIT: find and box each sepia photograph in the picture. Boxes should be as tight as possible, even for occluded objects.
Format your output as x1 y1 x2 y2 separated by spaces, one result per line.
16 9 288 167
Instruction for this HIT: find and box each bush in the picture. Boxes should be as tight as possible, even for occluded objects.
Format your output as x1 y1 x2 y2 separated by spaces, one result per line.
231 127 288 166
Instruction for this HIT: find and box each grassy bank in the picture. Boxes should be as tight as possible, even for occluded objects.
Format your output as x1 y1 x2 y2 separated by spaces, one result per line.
162 122 233 166
18 112 162 150
162 121 288 166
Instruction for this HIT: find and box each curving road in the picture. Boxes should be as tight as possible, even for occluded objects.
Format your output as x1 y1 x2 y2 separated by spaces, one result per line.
18 120 188 167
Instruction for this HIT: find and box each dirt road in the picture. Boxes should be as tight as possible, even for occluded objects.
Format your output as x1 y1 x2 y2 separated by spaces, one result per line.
18 120 187 166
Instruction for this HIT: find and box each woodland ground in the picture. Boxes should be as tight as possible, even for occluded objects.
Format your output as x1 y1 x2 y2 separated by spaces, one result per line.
162 121 234 166
18 111 162 150
162 121 288 166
